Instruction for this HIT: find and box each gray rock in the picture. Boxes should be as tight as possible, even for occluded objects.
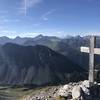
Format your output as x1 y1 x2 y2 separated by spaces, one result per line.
80 80 90 95
72 86 83 100
58 85 72 97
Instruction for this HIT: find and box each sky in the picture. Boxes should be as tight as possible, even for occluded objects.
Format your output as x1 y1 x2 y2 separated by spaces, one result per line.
0 0 100 38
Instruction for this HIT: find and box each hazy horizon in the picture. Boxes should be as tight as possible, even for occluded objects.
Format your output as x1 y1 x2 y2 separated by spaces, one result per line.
0 33 99 39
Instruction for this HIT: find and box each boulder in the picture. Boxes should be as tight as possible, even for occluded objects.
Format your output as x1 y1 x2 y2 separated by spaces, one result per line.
80 80 90 95
72 86 83 100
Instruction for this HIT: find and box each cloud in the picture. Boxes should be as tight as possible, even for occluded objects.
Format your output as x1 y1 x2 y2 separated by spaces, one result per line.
41 9 56 21
1 19 20 23
21 32 44 37
0 30 18 38
20 0 43 15
1 30 17 34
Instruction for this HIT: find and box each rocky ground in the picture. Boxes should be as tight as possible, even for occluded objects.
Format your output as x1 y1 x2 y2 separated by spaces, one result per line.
22 80 100 100
21 86 60 100
0 80 100 100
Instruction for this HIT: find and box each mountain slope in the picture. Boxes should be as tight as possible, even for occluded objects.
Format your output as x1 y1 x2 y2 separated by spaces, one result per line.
0 43 85 86
23 35 89 69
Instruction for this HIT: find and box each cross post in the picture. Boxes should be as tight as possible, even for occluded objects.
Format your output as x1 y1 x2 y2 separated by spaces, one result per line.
89 36 96 86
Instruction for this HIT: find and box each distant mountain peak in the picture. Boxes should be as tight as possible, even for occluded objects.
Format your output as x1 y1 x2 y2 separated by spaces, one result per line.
0 36 9 39
35 34 44 39
15 36 21 39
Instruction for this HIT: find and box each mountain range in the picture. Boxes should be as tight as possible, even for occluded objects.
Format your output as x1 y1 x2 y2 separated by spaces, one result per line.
1 34 100 85
0 35 97 69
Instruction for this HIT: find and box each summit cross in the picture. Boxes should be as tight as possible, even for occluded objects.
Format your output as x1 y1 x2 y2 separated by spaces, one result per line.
80 36 100 86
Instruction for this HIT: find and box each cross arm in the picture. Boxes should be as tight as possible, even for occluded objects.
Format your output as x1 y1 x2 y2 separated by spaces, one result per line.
80 47 100 55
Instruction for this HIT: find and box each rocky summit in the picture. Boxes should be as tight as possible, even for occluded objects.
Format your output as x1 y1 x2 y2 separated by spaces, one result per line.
20 80 100 100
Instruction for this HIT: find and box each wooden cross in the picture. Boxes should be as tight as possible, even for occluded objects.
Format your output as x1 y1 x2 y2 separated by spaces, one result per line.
80 36 100 86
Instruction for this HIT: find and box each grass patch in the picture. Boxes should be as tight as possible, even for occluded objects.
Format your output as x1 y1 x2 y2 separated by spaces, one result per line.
0 85 57 100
